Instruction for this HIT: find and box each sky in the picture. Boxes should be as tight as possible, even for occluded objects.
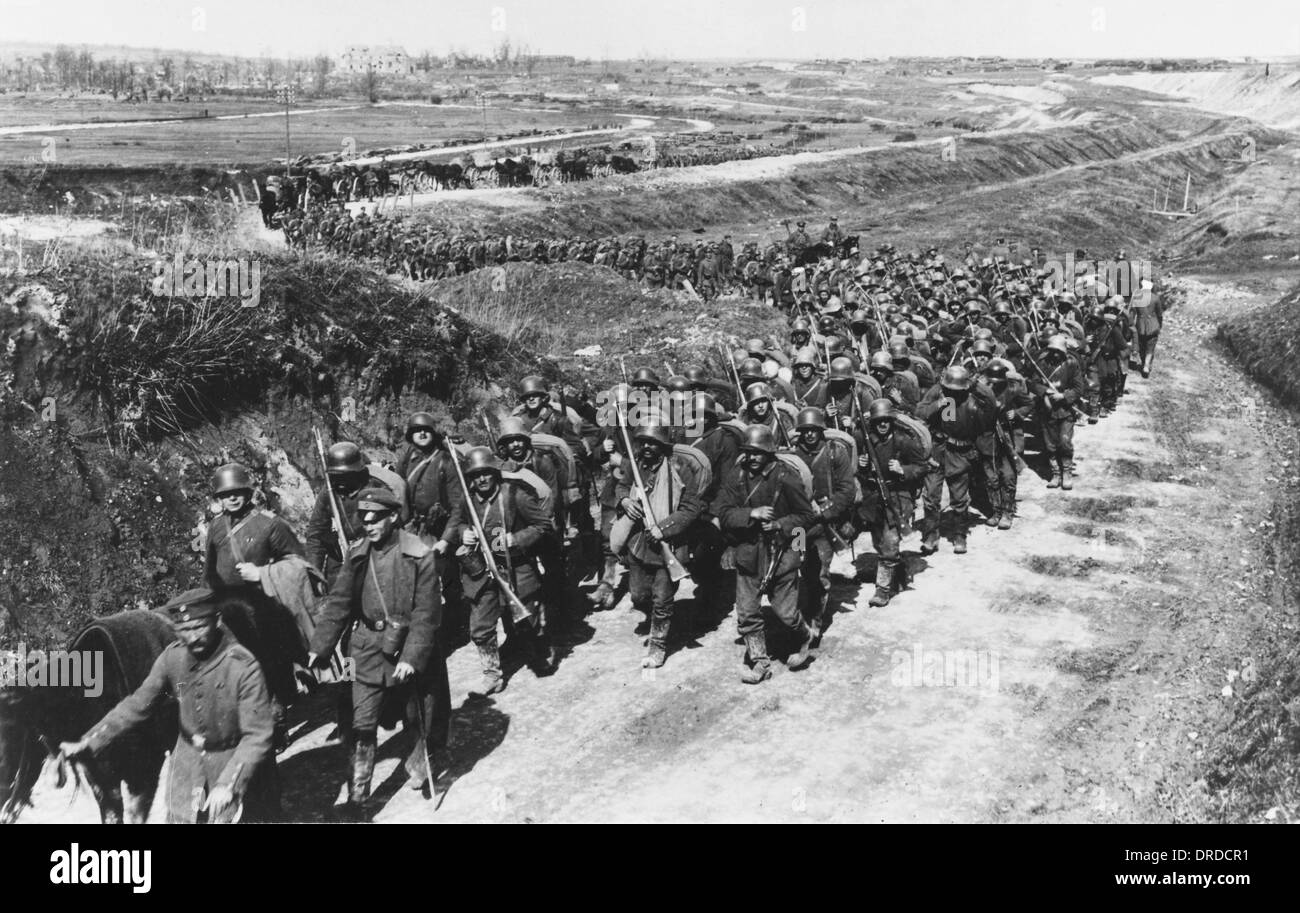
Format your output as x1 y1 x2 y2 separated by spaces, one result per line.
2 0 1298 61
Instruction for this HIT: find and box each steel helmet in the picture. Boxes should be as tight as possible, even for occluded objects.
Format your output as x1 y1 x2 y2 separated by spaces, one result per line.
965 300 984 316
497 416 531 444
745 337 767 356
210 462 254 496
868 350 894 372
828 356 855 381
665 374 690 393
692 392 720 418
684 365 709 387
867 398 896 421
633 424 673 448
744 382 774 405
463 446 502 478
738 357 765 382
790 317 812 336
824 335 847 356
940 365 973 391
1046 334 1070 354
888 342 912 366
983 360 1010 381
326 441 367 475
519 375 549 399
740 424 777 454
631 367 662 389
993 301 1013 316
818 315 838 334
795 406 827 431
404 411 439 442
793 346 819 367
970 338 996 356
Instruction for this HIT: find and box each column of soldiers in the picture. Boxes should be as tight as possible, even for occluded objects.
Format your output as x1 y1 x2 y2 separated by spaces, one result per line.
62 234 1164 820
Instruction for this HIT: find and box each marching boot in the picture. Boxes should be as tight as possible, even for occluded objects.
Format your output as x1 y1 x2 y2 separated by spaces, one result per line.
1047 460 1062 488
642 614 670 669
532 620 559 676
786 622 815 671
869 561 894 607
588 558 620 609
920 523 940 556
347 737 376 812
998 510 1014 530
893 559 912 593
1061 459 1075 491
469 640 506 697
740 632 772 684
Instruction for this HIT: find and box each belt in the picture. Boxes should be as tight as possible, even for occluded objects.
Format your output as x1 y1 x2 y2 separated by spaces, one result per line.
180 727 239 753
357 615 389 632
935 433 974 449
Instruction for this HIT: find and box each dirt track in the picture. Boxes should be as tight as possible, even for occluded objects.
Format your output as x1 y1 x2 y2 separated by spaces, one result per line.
21 274 1289 824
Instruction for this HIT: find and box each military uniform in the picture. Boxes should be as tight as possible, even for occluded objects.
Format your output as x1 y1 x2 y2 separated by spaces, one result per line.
82 597 278 823
204 508 304 593
916 380 998 553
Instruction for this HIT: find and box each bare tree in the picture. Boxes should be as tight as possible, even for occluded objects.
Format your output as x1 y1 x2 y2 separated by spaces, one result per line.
313 54 333 95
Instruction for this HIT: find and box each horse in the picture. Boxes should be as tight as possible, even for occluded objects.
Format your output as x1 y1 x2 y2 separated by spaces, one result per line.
0 596 305 824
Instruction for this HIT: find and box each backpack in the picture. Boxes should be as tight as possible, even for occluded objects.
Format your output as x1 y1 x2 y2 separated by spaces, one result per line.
503 468 553 517
531 432 578 500
891 412 933 459
775 451 814 498
672 443 712 494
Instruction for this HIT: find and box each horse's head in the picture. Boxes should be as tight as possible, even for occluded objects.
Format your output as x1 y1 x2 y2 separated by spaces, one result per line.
0 687 47 824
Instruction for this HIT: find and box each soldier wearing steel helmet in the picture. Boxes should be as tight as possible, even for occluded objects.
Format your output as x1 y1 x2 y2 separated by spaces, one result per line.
916 365 998 555
203 462 304 595
853 398 929 607
1027 333 1085 490
614 422 706 669
440 446 555 695
790 345 828 408
791 407 856 637
715 425 818 684
740 382 797 447
394 412 462 543
305 441 402 584
867 349 919 416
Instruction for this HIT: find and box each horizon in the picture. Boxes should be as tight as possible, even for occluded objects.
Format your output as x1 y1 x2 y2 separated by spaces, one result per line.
1 0 1297 61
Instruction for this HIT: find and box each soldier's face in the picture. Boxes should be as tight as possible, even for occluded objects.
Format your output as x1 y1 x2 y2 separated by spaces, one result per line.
743 450 771 473
362 510 396 544
799 428 823 449
791 332 808 347
504 438 530 461
636 441 665 469
219 491 250 514
471 473 499 498
750 399 771 419
871 419 892 437
175 617 221 658
523 394 545 411
796 364 813 380
411 429 434 449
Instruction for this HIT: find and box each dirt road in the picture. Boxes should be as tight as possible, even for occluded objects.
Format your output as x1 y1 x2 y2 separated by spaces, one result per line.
25 273 1289 823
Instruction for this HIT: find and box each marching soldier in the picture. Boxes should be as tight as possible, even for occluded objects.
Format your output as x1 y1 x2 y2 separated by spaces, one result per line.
790 346 828 408
853 399 928 607
614 423 706 668
440 447 556 695
979 361 1034 530
867 350 920 416
62 588 280 823
916 365 997 555
394 413 462 543
305 441 401 585
1027 334 1085 490
203 463 304 594
783 219 810 260
1131 279 1165 378
792 407 855 636
820 215 843 247
715 425 817 684
308 488 451 810
740 382 796 448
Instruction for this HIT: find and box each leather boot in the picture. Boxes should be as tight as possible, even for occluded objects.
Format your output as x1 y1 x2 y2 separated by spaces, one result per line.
588 558 620 609
740 632 772 684
869 561 894 607
642 614 669 668
1061 459 1075 491
469 640 505 697
998 511 1013 530
786 623 814 671
920 526 940 555
1047 460 1062 488
348 737 376 808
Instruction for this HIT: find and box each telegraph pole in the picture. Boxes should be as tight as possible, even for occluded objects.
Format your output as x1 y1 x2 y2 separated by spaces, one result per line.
278 83 296 179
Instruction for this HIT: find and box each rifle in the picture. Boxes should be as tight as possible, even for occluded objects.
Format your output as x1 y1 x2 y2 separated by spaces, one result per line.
310 427 356 683
756 492 788 596
1021 346 1084 421
851 396 902 537
442 437 534 623
617 358 691 583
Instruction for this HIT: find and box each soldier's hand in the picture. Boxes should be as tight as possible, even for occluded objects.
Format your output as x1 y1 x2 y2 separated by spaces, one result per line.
858 454 870 469
825 400 838 416
760 519 779 532
433 540 448 554
393 661 415 683
462 528 478 546
59 740 91 760
204 784 237 819
888 458 904 475
621 497 644 521
750 505 775 522
888 388 902 404
602 438 615 453
235 562 261 583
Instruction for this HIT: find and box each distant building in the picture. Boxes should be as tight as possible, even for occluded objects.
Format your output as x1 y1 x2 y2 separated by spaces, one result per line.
338 45 414 74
